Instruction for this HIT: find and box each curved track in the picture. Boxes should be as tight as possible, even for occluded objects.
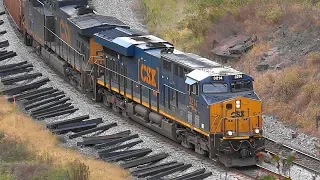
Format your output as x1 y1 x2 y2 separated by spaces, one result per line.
265 137 320 175
234 165 289 180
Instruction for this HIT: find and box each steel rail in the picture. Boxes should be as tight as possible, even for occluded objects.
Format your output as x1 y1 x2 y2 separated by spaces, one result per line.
265 137 320 174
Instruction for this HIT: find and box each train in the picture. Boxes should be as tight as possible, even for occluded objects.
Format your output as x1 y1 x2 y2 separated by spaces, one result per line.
3 0 265 167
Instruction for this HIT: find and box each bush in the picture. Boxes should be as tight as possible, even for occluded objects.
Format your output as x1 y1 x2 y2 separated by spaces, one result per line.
0 131 5 140
273 67 305 102
10 162 49 180
0 137 34 163
307 52 320 67
66 160 90 180
31 165 69 180
264 5 283 24
0 171 12 180
36 151 55 165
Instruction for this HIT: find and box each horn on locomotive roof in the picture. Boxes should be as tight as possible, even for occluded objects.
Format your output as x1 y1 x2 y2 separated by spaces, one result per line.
161 47 174 54
75 4 94 15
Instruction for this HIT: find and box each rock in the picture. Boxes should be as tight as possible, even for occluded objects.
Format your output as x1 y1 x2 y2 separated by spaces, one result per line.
291 131 298 138
211 34 257 63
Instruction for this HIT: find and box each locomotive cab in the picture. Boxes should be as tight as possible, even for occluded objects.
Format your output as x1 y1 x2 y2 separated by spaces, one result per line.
185 69 265 167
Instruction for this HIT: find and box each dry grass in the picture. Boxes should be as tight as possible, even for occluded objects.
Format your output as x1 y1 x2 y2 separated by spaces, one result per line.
254 64 320 136
203 0 320 136
138 0 320 136
0 97 131 180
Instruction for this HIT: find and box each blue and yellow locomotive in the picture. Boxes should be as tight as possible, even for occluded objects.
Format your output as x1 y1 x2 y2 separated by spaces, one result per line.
93 29 265 167
5 0 265 167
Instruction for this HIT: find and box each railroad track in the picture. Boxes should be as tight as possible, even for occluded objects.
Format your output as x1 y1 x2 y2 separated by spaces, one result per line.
0 14 214 180
234 164 289 180
137 122 290 180
265 137 320 175
2 8 317 179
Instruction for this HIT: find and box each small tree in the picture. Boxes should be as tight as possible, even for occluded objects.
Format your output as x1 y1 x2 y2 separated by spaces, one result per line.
281 151 296 178
257 150 295 180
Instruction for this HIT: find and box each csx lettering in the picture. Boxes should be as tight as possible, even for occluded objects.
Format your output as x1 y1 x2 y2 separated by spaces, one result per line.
189 97 198 111
140 64 157 87
60 20 71 44
231 111 245 118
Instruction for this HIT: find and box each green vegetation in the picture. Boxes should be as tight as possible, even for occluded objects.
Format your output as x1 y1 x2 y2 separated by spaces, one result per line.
259 176 275 180
0 131 90 180
139 0 252 53
139 0 320 54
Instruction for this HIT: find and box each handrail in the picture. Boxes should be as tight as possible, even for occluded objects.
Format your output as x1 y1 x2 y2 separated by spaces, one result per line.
94 59 160 93
44 26 84 57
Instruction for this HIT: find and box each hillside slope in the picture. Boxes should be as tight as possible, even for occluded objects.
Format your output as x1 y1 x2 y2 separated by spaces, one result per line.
0 97 130 180
139 0 320 135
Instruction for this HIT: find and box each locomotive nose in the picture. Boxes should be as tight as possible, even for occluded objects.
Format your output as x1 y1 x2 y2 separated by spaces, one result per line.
214 97 262 138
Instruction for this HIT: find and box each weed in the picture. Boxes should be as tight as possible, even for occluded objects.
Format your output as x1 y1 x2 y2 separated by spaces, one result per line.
307 52 320 67
0 137 34 163
0 131 5 140
36 151 55 165
66 159 90 180
259 176 276 180
0 171 12 180
30 165 69 180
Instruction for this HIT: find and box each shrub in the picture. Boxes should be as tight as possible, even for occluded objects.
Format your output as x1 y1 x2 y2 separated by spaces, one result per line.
307 52 320 67
265 5 283 24
0 137 34 163
36 151 55 165
10 162 49 180
273 67 305 102
0 171 12 180
31 165 69 180
0 131 5 140
66 160 90 180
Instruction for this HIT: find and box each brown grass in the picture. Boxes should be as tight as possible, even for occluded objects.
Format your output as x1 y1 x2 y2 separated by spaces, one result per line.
202 0 320 136
0 97 131 180
254 63 320 136
139 0 320 136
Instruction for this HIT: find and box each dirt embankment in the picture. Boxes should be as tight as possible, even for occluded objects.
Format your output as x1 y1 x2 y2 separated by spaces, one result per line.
0 97 131 180
139 0 320 136
215 1 320 135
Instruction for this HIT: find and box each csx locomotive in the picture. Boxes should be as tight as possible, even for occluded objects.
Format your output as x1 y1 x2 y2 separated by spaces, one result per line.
4 0 265 167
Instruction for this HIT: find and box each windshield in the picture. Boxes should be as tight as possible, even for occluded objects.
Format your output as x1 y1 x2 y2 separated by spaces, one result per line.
203 83 228 93
231 81 252 92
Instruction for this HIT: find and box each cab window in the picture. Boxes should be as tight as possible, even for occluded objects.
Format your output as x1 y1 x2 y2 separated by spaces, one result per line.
187 84 199 95
203 83 228 93
231 81 252 92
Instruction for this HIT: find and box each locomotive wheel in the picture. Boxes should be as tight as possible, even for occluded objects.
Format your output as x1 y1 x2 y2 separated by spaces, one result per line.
121 109 129 118
195 143 206 155
112 103 121 113
102 96 112 107
181 135 192 149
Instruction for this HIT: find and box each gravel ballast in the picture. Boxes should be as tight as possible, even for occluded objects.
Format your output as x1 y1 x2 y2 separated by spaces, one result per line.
0 1 241 179
0 0 319 179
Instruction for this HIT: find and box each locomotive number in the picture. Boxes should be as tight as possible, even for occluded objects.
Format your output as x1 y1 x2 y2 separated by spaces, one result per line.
60 20 71 44
189 96 198 112
231 111 245 118
140 64 157 88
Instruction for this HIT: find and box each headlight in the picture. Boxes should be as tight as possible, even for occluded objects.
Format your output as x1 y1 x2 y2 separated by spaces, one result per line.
236 100 241 108
254 128 260 134
227 130 233 136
